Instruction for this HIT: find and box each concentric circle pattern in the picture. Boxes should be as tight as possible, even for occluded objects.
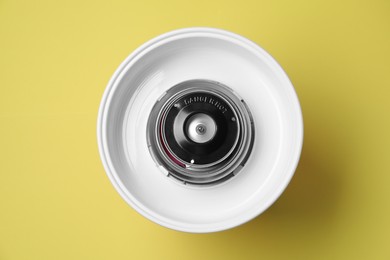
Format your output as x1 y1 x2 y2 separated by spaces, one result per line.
97 28 303 232
147 80 255 185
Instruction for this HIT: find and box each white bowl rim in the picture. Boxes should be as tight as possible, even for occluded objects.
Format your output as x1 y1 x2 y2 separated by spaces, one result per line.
97 27 304 233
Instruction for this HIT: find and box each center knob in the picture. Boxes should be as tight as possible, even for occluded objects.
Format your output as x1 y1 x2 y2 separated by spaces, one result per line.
185 113 217 144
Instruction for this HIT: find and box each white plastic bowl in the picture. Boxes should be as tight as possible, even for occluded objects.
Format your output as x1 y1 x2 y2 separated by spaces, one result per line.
97 27 303 233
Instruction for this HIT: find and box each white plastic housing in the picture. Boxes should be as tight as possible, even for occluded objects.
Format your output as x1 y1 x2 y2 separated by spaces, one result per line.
97 28 303 233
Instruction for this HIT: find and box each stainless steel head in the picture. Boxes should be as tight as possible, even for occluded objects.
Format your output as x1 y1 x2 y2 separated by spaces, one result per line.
146 79 255 186
185 113 217 144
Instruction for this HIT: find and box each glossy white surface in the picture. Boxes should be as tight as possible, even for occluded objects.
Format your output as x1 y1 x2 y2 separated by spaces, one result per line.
97 28 303 233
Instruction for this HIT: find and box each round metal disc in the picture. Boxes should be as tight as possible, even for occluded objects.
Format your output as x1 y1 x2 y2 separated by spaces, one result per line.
185 113 217 143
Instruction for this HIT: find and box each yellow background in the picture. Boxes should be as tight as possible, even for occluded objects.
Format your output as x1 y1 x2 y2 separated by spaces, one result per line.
1 0 389 259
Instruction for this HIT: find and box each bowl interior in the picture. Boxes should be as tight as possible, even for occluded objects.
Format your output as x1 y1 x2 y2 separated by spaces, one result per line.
100 29 302 232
